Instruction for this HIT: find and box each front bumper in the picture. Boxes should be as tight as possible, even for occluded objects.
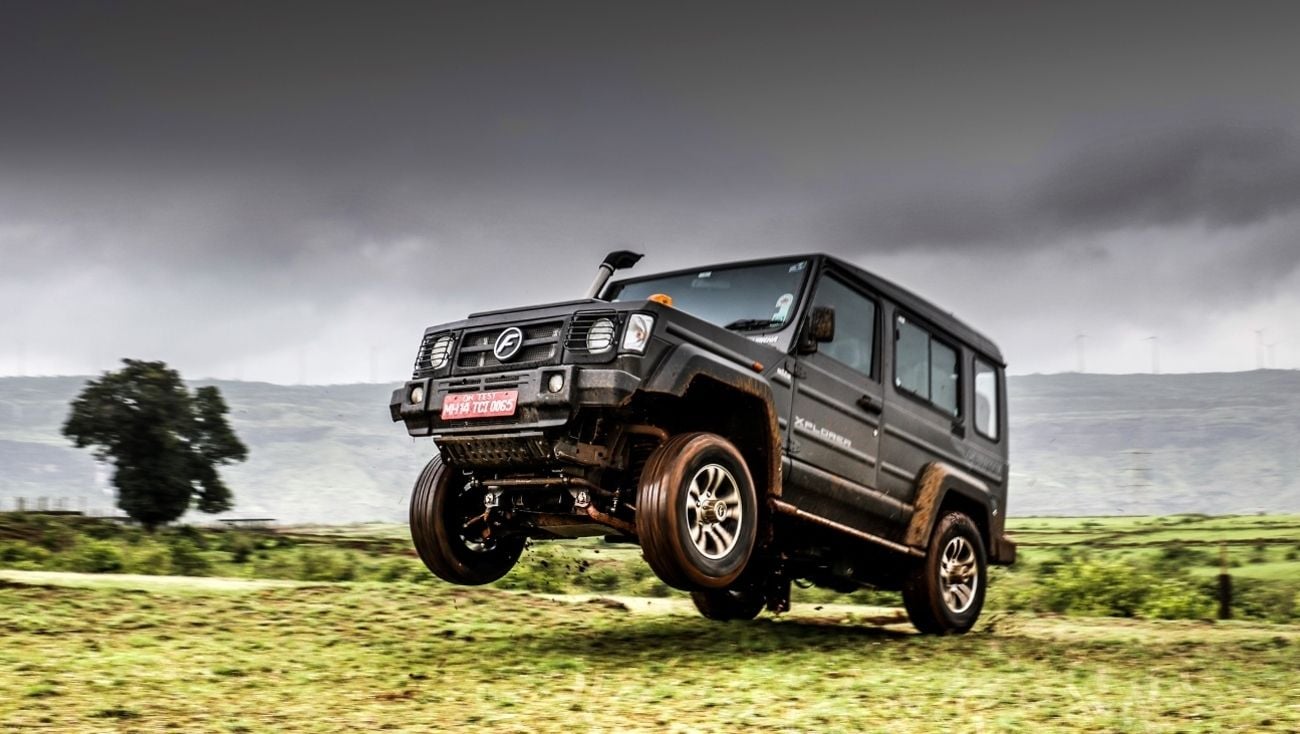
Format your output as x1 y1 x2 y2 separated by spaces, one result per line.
389 365 642 438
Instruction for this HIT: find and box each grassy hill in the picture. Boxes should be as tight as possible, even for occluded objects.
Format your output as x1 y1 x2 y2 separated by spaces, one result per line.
1010 371 1300 515
2 371 1299 522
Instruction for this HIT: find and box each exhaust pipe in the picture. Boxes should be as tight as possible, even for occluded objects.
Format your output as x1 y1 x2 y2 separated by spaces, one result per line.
585 250 644 300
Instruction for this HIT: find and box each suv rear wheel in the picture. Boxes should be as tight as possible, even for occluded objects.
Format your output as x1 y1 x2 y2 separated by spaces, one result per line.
902 511 987 634
409 455 525 585
691 586 765 621
636 432 759 590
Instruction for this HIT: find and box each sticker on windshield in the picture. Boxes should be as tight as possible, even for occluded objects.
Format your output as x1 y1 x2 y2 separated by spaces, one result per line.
697 271 712 279
788 261 807 273
772 292 794 323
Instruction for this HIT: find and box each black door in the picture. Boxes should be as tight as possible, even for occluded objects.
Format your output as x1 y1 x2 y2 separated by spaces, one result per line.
786 272 906 531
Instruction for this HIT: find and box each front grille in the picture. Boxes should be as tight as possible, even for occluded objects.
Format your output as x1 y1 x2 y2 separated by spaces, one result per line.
455 320 562 373
564 311 620 355
412 333 455 378
437 432 552 467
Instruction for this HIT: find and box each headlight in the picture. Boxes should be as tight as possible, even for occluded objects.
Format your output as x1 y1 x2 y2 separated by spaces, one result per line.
621 313 655 354
585 318 617 354
427 334 454 370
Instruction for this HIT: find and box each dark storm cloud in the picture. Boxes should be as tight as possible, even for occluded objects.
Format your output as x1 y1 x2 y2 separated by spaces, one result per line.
4 1 1300 378
840 125 1300 249
1040 127 1300 232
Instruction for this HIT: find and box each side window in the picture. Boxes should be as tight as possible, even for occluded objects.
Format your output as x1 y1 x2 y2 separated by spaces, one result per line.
894 315 960 417
930 340 958 416
811 276 876 378
974 358 999 440
896 320 929 395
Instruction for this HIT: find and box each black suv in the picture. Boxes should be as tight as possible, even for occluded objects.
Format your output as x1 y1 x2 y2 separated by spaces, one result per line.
391 252 1014 633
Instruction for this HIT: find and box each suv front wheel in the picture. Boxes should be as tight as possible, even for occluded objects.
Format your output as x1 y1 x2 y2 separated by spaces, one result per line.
409 455 525 585
902 511 988 634
636 433 759 591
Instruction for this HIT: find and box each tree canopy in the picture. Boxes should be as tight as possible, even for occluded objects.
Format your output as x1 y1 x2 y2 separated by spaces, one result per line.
63 359 248 529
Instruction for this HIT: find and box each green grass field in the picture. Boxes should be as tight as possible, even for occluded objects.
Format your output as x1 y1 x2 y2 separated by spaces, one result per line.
2 574 1297 733
3 513 1299 731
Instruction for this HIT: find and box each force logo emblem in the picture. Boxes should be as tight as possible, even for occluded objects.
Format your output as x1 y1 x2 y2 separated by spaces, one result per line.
493 327 525 361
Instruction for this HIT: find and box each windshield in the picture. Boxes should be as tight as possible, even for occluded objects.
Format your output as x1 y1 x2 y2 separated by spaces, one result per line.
609 259 810 332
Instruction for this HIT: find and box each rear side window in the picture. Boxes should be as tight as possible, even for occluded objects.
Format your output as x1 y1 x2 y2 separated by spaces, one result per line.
894 315 959 417
974 358 999 440
930 340 958 415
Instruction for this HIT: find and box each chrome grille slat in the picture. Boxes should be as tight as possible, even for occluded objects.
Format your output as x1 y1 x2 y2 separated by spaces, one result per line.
454 319 564 373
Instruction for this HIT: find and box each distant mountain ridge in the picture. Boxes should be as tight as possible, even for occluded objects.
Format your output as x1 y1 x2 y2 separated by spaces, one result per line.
2 371 1298 522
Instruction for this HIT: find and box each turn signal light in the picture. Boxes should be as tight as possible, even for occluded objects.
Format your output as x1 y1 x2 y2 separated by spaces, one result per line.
648 293 673 307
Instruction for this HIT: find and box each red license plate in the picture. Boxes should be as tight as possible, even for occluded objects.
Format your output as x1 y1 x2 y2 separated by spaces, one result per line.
441 390 519 420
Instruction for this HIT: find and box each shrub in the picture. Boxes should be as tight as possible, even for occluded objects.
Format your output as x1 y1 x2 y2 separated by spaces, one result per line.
1139 579 1214 620
1025 555 1214 620
296 548 358 582
1249 544 1269 564
167 538 212 576
0 541 51 568
1232 579 1299 623
379 559 414 582
127 547 171 575
225 535 257 564
69 541 125 573
1037 557 1154 617
35 520 76 553
168 525 209 550
250 552 299 580
1154 542 1213 570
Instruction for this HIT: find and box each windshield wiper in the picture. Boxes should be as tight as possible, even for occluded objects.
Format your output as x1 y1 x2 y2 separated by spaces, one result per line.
724 318 785 332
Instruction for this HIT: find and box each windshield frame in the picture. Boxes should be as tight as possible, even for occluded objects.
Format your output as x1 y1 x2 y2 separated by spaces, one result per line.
606 255 816 344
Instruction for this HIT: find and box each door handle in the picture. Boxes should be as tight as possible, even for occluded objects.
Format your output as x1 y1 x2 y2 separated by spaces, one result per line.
856 394 882 414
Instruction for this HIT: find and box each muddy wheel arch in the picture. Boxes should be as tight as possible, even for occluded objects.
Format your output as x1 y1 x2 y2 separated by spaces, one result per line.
904 462 996 552
639 344 784 500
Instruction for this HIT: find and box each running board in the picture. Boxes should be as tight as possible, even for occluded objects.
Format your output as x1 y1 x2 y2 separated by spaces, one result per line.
771 499 924 558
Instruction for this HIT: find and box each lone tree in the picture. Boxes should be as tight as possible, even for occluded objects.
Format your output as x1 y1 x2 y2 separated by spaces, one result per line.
63 359 248 530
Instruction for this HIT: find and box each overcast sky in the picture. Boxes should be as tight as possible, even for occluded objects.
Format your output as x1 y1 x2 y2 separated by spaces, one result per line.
3 1 1300 383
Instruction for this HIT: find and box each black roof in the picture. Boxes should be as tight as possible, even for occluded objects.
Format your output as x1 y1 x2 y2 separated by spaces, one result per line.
611 252 1004 365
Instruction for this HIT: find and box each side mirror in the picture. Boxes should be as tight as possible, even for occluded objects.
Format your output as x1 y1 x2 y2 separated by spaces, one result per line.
797 305 835 353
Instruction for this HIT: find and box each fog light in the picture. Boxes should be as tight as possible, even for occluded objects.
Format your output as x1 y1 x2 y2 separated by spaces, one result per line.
410 386 425 404
547 373 565 393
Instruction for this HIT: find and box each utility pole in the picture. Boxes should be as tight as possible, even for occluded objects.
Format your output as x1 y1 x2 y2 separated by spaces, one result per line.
1146 335 1159 374
1255 329 1265 370
1075 333 1087 373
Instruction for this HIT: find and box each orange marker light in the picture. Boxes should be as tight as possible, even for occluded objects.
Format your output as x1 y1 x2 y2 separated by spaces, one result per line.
648 293 674 307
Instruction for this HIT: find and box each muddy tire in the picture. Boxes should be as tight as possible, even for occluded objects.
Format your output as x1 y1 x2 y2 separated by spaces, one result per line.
636 432 758 591
902 511 987 634
691 586 765 621
409 455 524 585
